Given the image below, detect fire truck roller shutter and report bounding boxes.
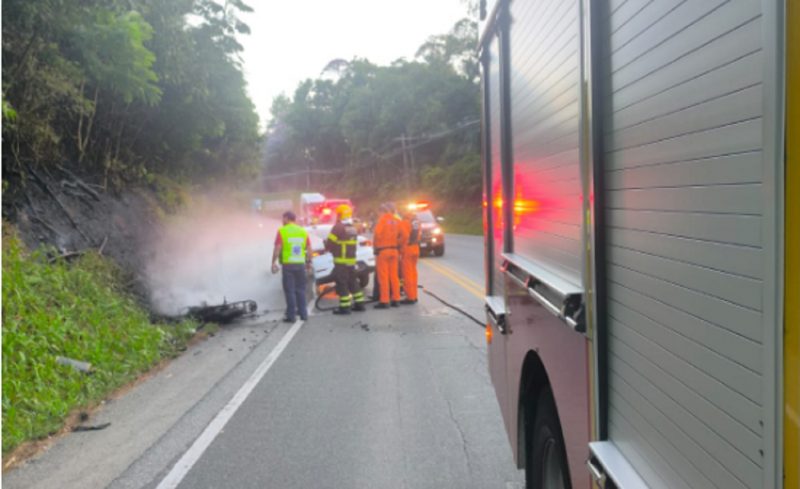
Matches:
[598,3,782,489]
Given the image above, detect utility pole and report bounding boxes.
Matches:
[400,133,410,192]
[408,137,416,187]
[304,148,311,190]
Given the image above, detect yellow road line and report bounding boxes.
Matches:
[421,260,484,300]
[421,259,483,295]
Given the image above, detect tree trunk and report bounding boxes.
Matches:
[77,85,98,164]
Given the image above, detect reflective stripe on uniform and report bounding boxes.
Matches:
[327,231,357,265]
[334,255,357,265]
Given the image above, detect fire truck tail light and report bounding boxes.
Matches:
[513,198,539,215]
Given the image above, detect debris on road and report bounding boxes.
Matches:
[56,356,93,373]
[72,422,111,432]
[185,299,257,324]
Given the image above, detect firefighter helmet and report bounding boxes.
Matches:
[335,204,353,220]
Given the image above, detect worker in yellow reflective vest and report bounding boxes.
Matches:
[325,204,366,314]
[271,211,311,322]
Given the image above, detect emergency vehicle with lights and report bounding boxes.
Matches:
[480,1,797,488]
[406,201,446,257]
[298,192,354,226]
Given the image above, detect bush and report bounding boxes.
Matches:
[420,154,481,204]
[151,174,191,215]
[2,228,196,454]
[439,205,482,235]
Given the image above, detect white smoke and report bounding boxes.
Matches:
[143,197,282,317]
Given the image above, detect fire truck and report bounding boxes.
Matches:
[298,192,353,225]
[479,1,798,488]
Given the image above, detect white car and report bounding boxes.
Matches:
[305,225,376,294]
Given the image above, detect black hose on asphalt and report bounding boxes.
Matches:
[314,284,338,311]
[419,285,486,328]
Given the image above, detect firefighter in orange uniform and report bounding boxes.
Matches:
[373,202,402,308]
[399,208,420,304]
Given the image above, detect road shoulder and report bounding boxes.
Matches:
[2,314,287,489]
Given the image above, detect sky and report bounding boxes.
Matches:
[239,0,472,129]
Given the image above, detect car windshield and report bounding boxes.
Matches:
[416,210,436,223]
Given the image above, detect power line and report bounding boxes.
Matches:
[261,167,345,180]
[262,118,480,180]
[384,119,479,158]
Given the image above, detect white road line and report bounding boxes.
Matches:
[156,319,305,489]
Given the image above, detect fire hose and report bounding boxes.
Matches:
[314,282,485,329]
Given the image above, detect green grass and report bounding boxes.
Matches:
[439,205,483,236]
[1,228,197,454]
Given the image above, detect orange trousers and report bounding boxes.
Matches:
[401,245,419,300]
[376,248,401,304]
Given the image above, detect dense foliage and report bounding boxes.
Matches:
[2,0,260,187]
[264,17,482,207]
[2,230,197,453]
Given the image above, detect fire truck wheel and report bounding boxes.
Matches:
[526,387,571,489]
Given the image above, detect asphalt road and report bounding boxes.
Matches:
[171,234,520,489]
[4,232,523,488]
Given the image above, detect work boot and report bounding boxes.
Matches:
[374,303,389,310]
[400,299,417,305]
[390,301,399,307]
[352,303,366,312]
[332,307,351,315]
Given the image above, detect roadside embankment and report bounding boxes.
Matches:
[439,204,482,235]
[1,228,197,458]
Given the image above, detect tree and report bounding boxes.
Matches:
[415,18,479,83]
[2,0,261,187]
[264,16,481,204]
